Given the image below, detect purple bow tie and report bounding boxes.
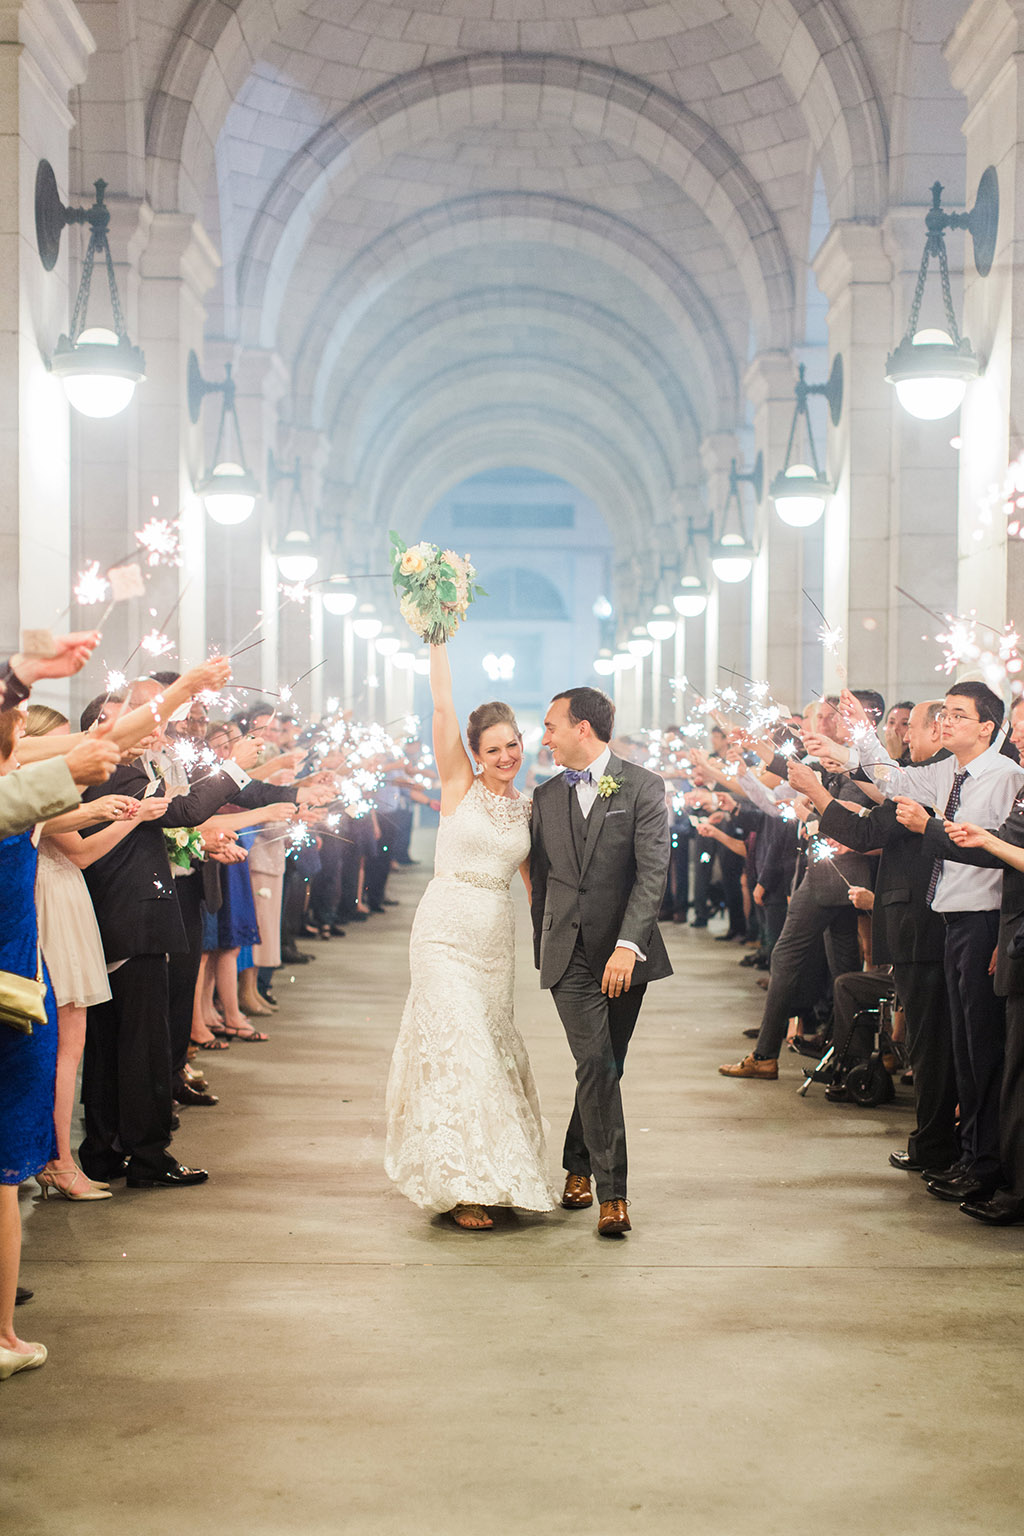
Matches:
[564,769,593,788]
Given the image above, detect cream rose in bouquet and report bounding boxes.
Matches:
[389,532,486,644]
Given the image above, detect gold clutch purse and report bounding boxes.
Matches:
[0,948,47,1036]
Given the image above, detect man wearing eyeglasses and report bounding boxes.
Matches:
[804,682,1024,1206]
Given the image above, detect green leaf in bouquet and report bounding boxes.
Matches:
[473,585,488,598]
[388,530,407,553]
[437,581,457,602]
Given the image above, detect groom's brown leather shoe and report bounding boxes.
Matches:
[598,1199,631,1236]
[562,1173,593,1209]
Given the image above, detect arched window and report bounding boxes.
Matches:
[485,567,569,621]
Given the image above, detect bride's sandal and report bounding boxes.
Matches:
[451,1204,494,1230]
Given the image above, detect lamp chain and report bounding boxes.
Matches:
[905,233,962,347]
[68,226,126,344]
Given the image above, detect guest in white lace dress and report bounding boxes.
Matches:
[385,645,558,1229]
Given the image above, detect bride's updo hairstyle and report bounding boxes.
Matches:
[467,700,521,756]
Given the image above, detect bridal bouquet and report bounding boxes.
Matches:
[389,532,486,645]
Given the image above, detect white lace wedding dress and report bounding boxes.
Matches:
[384,778,558,1214]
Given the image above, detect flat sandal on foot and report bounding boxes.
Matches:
[451,1204,494,1230]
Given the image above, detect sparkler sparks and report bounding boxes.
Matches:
[140,629,174,658]
[104,668,128,694]
[817,621,844,656]
[74,562,110,606]
[135,518,181,567]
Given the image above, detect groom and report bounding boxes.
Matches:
[531,688,672,1235]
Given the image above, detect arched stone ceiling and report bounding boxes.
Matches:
[127,0,906,552]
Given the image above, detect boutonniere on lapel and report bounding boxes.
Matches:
[597,774,623,800]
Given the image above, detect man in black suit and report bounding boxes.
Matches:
[532,688,671,1235]
[787,701,959,1172]
[78,681,266,1188]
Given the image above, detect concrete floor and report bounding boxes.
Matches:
[6,850,1024,1536]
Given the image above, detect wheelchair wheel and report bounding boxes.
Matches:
[846,1059,894,1107]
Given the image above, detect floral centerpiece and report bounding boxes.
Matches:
[164,826,205,870]
[389,532,486,645]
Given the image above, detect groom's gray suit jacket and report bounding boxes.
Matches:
[530,754,673,991]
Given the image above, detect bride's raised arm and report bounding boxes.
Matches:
[429,644,473,809]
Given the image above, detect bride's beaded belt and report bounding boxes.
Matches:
[450,870,509,894]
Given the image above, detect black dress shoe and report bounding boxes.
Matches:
[126,1160,209,1189]
[173,1082,220,1107]
[960,1196,1024,1225]
[15,1286,33,1306]
[80,1157,128,1182]
[926,1171,1000,1203]
[920,1160,967,1183]
[921,1155,964,1179]
[280,946,313,964]
[329,925,347,937]
[888,1150,924,1172]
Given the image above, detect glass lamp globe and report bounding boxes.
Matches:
[613,651,637,670]
[52,326,145,418]
[201,460,259,526]
[412,654,430,675]
[322,589,357,617]
[352,615,383,641]
[711,534,753,584]
[771,463,829,528]
[886,329,977,421]
[627,637,654,659]
[673,590,708,618]
[646,607,676,642]
[276,530,319,582]
[375,635,401,657]
[392,651,415,670]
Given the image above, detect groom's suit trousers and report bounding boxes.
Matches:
[552,934,645,1201]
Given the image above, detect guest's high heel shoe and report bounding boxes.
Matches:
[35,1167,112,1201]
[0,1341,47,1379]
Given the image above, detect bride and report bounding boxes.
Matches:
[384,643,558,1229]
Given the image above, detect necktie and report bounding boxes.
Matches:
[564,768,593,788]
[926,769,968,905]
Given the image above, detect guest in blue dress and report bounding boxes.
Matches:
[0,821,54,1378]
[198,834,267,1042]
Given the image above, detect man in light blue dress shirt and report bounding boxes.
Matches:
[806,682,1024,1203]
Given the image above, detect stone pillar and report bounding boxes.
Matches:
[881,207,961,701]
[0,0,93,684]
[813,223,895,694]
[700,430,745,698]
[137,213,219,665]
[217,348,286,694]
[947,0,1024,630]
[744,351,805,708]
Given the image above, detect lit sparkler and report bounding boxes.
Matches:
[140,629,175,658]
[135,518,181,567]
[74,562,110,606]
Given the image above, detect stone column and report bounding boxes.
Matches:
[813,223,895,694]
[947,0,1024,630]
[744,351,805,709]
[881,206,961,701]
[220,348,286,693]
[0,0,93,687]
[136,213,219,665]
[700,430,745,699]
